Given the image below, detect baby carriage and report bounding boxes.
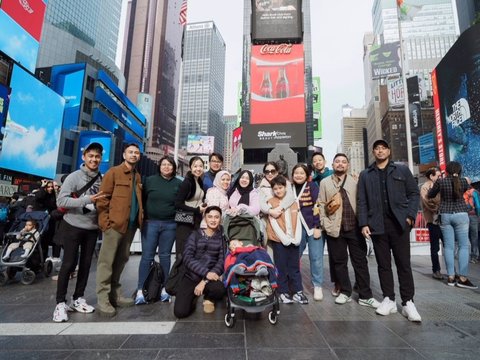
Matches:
[0,211,53,285]
[222,214,280,328]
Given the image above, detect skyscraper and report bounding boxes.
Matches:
[122,0,184,161]
[179,21,226,153]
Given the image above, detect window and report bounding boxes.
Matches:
[86,76,95,92]
[83,98,92,114]
[63,138,74,156]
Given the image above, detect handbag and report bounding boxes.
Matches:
[175,209,195,224]
[165,254,186,296]
[325,175,347,216]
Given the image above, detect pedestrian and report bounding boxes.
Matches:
[319,153,379,308]
[135,156,182,305]
[428,161,477,290]
[203,153,224,192]
[96,143,143,317]
[358,139,422,322]
[420,167,444,280]
[52,142,104,322]
[291,163,324,301]
[463,177,480,264]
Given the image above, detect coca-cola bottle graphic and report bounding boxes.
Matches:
[260,70,273,98]
[275,67,289,98]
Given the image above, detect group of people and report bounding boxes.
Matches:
[6,136,472,324]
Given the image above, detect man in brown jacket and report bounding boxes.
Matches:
[96,143,143,316]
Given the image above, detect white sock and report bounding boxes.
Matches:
[136,289,143,297]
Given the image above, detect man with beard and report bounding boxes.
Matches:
[319,153,379,309]
[358,140,421,322]
[96,143,143,317]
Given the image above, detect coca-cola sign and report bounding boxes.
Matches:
[260,44,293,55]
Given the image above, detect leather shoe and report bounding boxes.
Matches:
[111,296,134,308]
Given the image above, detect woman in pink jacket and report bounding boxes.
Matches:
[205,170,231,212]
[226,170,260,217]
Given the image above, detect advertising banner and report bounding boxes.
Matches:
[387,77,404,107]
[0,64,65,179]
[0,0,46,41]
[251,0,302,44]
[433,24,480,181]
[187,135,214,155]
[232,127,242,153]
[0,83,10,152]
[312,76,322,140]
[418,132,435,164]
[370,42,401,80]
[431,69,446,173]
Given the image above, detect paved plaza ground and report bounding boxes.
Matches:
[0,249,479,359]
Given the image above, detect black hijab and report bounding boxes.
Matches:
[228,170,254,206]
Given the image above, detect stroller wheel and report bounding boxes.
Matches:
[268,310,278,325]
[44,260,53,277]
[21,269,36,285]
[224,313,236,328]
[0,271,7,286]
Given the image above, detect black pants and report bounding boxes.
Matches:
[326,229,373,299]
[427,222,442,273]
[173,276,225,318]
[41,217,61,259]
[175,215,200,255]
[371,217,415,305]
[56,220,98,303]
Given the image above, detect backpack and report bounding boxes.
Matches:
[142,261,165,303]
[165,254,186,296]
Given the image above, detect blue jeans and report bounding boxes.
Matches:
[137,220,177,290]
[468,215,479,259]
[440,213,470,277]
[299,227,324,287]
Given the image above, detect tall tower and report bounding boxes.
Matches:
[179,21,226,154]
[122,0,184,161]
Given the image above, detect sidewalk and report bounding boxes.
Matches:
[0,254,479,360]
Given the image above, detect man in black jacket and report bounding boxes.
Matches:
[357,139,421,322]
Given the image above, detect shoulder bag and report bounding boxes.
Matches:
[325,175,347,216]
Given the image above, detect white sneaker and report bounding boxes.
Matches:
[358,297,380,309]
[401,300,422,322]
[313,286,324,301]
[53,302,70,322]
[71,297,95,313]
[375,297,397,316]
[335,293,351,305]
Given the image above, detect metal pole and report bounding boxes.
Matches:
[397,6,414,173]
[174,32,185,165]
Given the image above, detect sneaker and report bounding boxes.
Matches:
[135,290,146,305]
[203,299,215,313]
[71,297,95,313]
[255,265,269,277]
[293,291,309,304]
[52,302,70,322]
[432,271,444,280]
[358,297,380,309]
[375,297,397,316]
[160,288,171,302]
[401,300,422,322]
[97,301,116,317]
[470,257,477,264]
[331,283,340,297]
[279,293,294,304]
[447,276,456,287]
[335,293,351,305]
[313,286,324,301]
[456,277,478,290]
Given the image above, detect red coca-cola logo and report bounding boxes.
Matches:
[260,44,293,55]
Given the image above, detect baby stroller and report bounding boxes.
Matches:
[222,214,280,328]
[0,211,53,285]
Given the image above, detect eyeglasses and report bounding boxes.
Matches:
[210,160,222,164]
[264,169,277,175]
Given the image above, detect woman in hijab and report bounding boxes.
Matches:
[226,170,260,217]
[205,170,231,212]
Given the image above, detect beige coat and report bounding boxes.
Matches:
[420,180,440,224]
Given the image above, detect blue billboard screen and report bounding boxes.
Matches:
[76,132,112,174]
[0,65,65,179]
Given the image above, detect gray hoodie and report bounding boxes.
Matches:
[56,164,102,230]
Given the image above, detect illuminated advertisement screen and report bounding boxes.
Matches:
[0,64,65,179]
[251,0,302,44]
[0,10,39,73]
[0,83,10,150]
[244,44,306,149]
[51,63,86,131]
[1,0,46,41]
[232,127,242,153]
[76,131,112,174]
[433,25,480,181]
[187,135,214,155]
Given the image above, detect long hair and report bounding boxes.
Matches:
[446,161,463,200]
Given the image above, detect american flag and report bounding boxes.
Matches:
[179,0,187,26]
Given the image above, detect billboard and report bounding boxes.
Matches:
[418,132,435,164]
[0,64,65,179]
[0,83,10,151]
[432,24,480,181]
[370,42,401,80]
[0,0,47,42]
[76,131,112,175]
[245,44,306,148]
[387,77,404,107]
[312,76,322,140]
[251,0,302,44]
[187,135,214,155]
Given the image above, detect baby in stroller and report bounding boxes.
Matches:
[2,219,40,261]
[224,239,277,301]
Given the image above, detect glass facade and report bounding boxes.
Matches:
[180,22,226,153]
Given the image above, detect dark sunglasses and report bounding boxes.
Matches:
[264,169,277,175]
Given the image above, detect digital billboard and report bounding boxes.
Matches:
[187,135,214,155]
[312,76,321,140]
[76,131,112,175]
[370,42,401,80]
[244,43,306,149]
[0,64,65,179]
[251,0,302,44]
[0,0,47,42]
[432,24,480,181]
[0,83,10,151]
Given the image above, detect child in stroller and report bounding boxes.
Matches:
[2,219,39,260]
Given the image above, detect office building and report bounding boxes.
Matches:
[223,115,238,171]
